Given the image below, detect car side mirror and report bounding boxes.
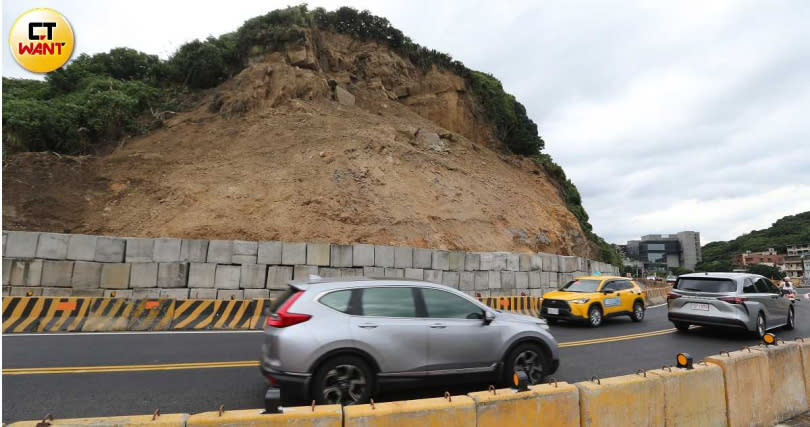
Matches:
[483,310,495,325]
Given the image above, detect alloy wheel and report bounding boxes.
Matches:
[590,308,602,326]
[513,350,544,385]
[321,364,367,405]
[634,304,644,320]
[757,314,765,337]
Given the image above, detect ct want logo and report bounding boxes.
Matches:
[9,8,74,73]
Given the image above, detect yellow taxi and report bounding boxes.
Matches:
[541,275,647,327]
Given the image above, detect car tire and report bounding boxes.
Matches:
[673,322,690,332]
[311,355,374,405]
[503,343,549,386]
[630,301,645,322]
[587,305,603,328]
[785,306,795,330]
[753,312,766,338]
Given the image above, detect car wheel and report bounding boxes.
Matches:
[785,306,795,330]
[503,343,548,386]
[312,355,374,405]
[673,321,690,332]
[754,312,766,338]
[587,305,602,328]
[630,301,645,322]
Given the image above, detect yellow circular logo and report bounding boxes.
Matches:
[8,8,74,73]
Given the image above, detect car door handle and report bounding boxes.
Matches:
[771,295,779,299]
[358,323,378,329]
[429,323,447,329]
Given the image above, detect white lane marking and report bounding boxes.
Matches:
[3,330,264,338]
[647,303,667,309]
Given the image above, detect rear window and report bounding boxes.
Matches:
[319,290,353,313]
[675,278,736,293]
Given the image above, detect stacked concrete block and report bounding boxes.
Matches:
[232,240,258,264]
[459,272,475,290]
[258,241,282,265]
[404,268,423,280]
[126,238,154,263]
[374,245,395,268]
[180,239,209,263]
[188,263,216,288]
[12,287,42,296]
[492,253,508,271]
[189,289,217,299]
[71,261,102,289]
[515,272,529,289]
[413,248,432,269]
[352,244,375,266]
[214,265,240,289]
[266,266,293,289]
[160,288,189,300]
[539,253,559,272]
[72,289,104,297]
[157,263,188,288]
[2,259,10,285]
[442,271,460,288]
[244,289,270,299]
[130,263,158,288]
[105,289,133,298]
[340,268,363,277]
[317,267,341,278]
[528,289,544,297]
[239,264,267,288]
[559,256,578,273]
[35,233,69,260]
[518,254,532,272]
[207,240,233,264]
[132,289,160,299]
[432,250,450,270]
[479,253,494,271]
[67,234,97,261]
[306,243,330,266]
[41,260,74,287]
[9,259,42,287]
[95,237,125,262]
[282,242,306,265]
[384,268,404,278]
[217,289,243,300]
[153,238,182,263]
[464,253,480,271]
[2,231,6,255]
[529,271,542,289]
[6,231,40,258]
[474,271,489,290]
[330,245,353,267]
[394,247,413,269]
[501,271,516,289]
[423,269,442,284]
[506,254,520,271]
[488,271,501,289]
[363,266,385,277]
[293,265,317,280]
[448,251,465,271]
[100,263,131,289]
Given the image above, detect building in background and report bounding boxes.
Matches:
[784,255,804,280]
[624,231,702,273]
[733,248,784,267]
[803,256,810,285]
[786,243,810,257]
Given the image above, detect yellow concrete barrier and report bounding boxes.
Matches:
[756,341,809,422]
[800,338,810,403]
[186,405,342,426]
[575,372,664,427]
[343,395,475,427]
[7,413,188,427]
[468,382,579,427]
[706,348,773,427]
[647,363,726,427]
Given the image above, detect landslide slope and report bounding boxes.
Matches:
[3,18,596,257]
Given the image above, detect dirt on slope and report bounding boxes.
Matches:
[2,30,596,256]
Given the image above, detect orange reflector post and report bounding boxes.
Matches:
[763,333,776,346]
[55,301,77,311]
[145,300,160,309]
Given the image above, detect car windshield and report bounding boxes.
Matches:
[560,279,601,293]
[675,278,736,293]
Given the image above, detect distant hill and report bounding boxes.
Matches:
[698,211,810,270]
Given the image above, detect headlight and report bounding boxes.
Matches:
[570,298,590,304]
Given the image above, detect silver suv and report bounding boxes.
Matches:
[667,272,795,337]
[261,277,559,404]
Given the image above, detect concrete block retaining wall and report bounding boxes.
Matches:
[1,231,619,299]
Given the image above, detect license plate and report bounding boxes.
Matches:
[547,308,559,315]
[691,303,710,311]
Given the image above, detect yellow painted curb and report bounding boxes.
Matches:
[468,382,579,427]
[186,405,342,426]
[7,413,188,427]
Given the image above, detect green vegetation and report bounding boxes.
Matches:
[695,211,810,271]
[2,5,614,263]
[745,264,785,280]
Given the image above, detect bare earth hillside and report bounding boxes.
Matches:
[3,30,596,257]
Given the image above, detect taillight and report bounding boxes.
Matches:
[719,296,747,304]
[266,291,311,328]
[666,293,681,300]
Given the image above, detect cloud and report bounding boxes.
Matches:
[3,0,808,247]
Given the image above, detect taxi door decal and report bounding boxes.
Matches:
[604,297,621,307]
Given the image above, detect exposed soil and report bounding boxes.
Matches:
[2,30,596,257]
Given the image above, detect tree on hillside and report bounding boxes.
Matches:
[746,264,784,279]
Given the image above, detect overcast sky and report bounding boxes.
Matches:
[4,0,810,245]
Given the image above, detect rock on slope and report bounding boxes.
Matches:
[3,30,596,257]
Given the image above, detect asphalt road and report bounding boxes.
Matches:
[3,290,809,423]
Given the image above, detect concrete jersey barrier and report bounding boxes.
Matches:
[647,363,727,427]
[705,348,774,427]
[575,372,665,427]
[756,341,809,422]
[468,382,580,427]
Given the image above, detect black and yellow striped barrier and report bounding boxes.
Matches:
[477,296,542,317]
[2,297,93,333]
